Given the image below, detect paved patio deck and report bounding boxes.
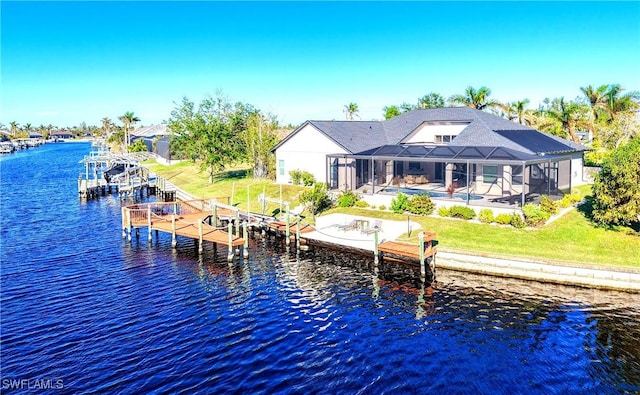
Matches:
[302,213,422,252]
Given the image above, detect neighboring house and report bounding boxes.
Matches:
[50,131,75,140]
[130,124,170,151]
[273,107,588,206]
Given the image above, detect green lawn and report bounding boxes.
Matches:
[146,161,640,268]
[145,161,307,216]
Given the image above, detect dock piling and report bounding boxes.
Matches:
[243,220,249,258]
[198,220,203,254]
[419,232,425,278]
[227,222,234,262]
[121,207,127,239]
[147,206,152,243]
[374,229,379,264]
[171,214,177,248]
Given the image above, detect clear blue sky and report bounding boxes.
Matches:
[2,1,639,128]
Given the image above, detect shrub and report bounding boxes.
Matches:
[336,190,360,207]
[378,205,386,211]
[437,206,450,217]
[408,193,435,216]
[522,203,550,227]
[299,182,332,217]
[289,169,315,186]
[390,193,410,213]
[478,208,494,223]
[300,171,315,186]
[354,200,369,208]
[560,193,582,208]
[289,169,302,185]
[539,195,559,215]
[495,213,512,225]
[510,212,526,228]
[448,205,476,220]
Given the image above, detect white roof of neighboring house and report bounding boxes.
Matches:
[131,124,170,138]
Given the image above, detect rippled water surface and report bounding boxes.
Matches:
[1,143,639,394]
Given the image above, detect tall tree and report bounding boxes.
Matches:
[417,92,446,109]
[9,121,19,135]
[242,112,279,178]
[101,117,114,137]
[604,84,640,122]
[119,111,140,151]
[545,98,588,143]
[344,102,359,120]
[592,137,640,230]
[499,99,532,125]
[580,84,609,127]
[168,96,241,183]
[383,105,401,119]
[449,86,498,110]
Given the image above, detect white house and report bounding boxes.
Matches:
[273,108,588,207]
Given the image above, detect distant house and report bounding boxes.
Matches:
[130,124,170,151]
[50,131,74,140]
[272,107,588,207]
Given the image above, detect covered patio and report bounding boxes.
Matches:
[326,145,577,208]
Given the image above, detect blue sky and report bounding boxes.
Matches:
[2,1,639,128]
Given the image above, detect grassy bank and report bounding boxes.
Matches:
[145,161,307,215]
[147,161,640,268]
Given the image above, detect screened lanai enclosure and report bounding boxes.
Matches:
[326,145,577,207]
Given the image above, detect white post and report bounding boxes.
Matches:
[147,206,152,243]
[243,220,249,258]
[419,231,425,278]
[198,220,203,254]
[227,222,234,262]
[171,214,177,248]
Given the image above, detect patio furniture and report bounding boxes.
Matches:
[337,220,358,231]
[361,220,382,234]
[415,175,428,184]
[404,175,416,184]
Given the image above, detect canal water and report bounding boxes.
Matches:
[1,143,639,393]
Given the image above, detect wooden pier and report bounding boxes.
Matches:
[78,149,160,200]
[122,197,437,270]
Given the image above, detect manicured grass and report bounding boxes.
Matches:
[329,203,640,268]
[145,161,640,268]
[145,161,307,216]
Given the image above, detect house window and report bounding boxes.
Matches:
[483,165,498,184]
[512,165,523,184]
[279,160,285,176]
[408,162,421,171]
[435,135,455,144]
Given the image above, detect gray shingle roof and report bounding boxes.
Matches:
[131,124,170,138]
[275,107,586,155]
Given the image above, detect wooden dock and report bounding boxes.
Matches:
[122,198,438,269]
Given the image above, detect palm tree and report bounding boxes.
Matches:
[449,86,498,111]
[9,121,19,136]
[498,99,532,125]
[545,98,588,143]
[604,84,640,122]
[101,117,114,136]
[24,123,32,133]
[580,84,609,124]
[343,103,359,120]
[119,111,141,151]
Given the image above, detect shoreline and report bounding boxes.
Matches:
[146,167,639,293]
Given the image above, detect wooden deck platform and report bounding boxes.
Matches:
[124,202,245,247]
[378,231,437,262]
[266,220,316,234]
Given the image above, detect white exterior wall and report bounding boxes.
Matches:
[401,123,469,144]
[571,153,585,186]
[275,124,347,184]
